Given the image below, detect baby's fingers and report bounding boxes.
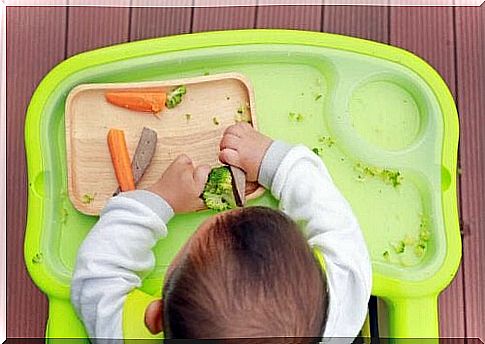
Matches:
[193,164,211,191]
[219,149,242,169]
[173,154,192,166]
[220,133,240,151]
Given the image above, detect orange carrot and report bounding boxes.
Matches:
[107,129,135,192]
[105,90,167,113]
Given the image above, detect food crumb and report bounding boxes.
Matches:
[312,147,322,156]
[289,112,304,122]
[81,193,96,204]
[391,240,406,254]
[61,208,68,224]
[318,136,336,148]
[185,113,192,121]
[213,117,220,126]
[315,94,323,101]
[354,162,403,187]
[383,251,390,261]
[32,253,44,264]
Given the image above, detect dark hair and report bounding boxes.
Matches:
[162,206,328,340]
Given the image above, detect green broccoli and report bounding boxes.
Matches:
[202,166,237,212]
[166,85,187,109]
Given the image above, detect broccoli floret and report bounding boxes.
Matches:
[202,166,237,212]
[166,85,187,109]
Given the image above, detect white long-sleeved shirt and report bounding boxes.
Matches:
[71,141,372,342]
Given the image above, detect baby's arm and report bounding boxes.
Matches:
[71,155,210,340]
[220,123,372,339]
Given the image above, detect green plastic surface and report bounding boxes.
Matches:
[24,29,460,340]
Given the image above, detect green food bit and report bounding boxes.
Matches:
[315,94,323,101]
[419,214,431,242]
[212,117,220,125]
[382,169,402,187]
[185,113,192,121]
[414,243,426,257]
[61,208,68,224]
[203,72,210,76]
[32,253,44,264]
[237,106,244,114]
[318,136,336,148]
[383,251,391,261]
[202,166,237,212]
[420,229,431,242]
[166,85,187,109]
[81,193,96,204]
[234,113,251,123]
[391,241,406,254]
[354,162,403,187]
[403,234,416,246]
[289,112,304,122]
[312,147,322,156]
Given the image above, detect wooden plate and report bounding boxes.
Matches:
[65,73,264,215]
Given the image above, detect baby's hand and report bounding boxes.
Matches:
[219,122,273,182]
[146,154,210,213]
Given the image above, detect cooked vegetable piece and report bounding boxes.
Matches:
[107,129,136,192]
[166,85,187,109]
[289,112,304,122]
[105,90,167,113]
[81,193,96,204]
[202,166,237,212]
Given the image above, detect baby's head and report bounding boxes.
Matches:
[147,206,328,339]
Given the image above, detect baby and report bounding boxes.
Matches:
[71,123,371,341]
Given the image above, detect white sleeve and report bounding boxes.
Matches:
[259,141,372,340]
[70,190,174,341]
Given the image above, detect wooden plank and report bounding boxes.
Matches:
[66,5,131,57]
[455,5,485,341]
[130,0,192,40]
[6,6,67,337]
[255,5,323,31]
[390,6,464,337]
[390,7,456,96]
[192,4,256,32]
[323,6,389,43]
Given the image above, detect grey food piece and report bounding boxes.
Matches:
[113,127,157,196]
[229,165,246,207]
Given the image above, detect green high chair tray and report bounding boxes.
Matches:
[24,29,460,340]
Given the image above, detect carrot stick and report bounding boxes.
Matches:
[107,129,136,192]
[105,91,167,113]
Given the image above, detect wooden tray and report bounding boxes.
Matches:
[65,73,264,215]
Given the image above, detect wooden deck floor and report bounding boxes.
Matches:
[6,4,485,340]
